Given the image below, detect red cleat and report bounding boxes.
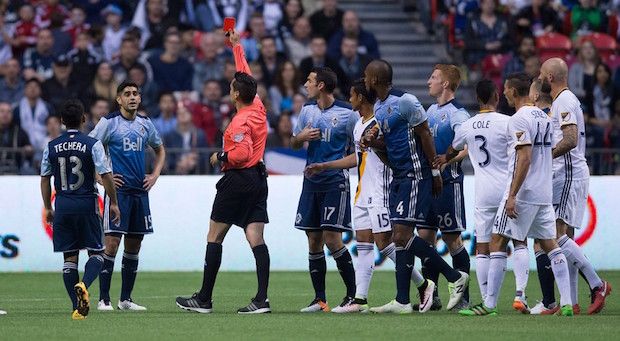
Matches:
[572,304,580,315]
[588,280,612,315]
[540,304,560,315]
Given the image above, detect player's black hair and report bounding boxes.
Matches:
[476,79,497,104]
[233,72,258,104]
[311,66,337,93]
[61,99,85,129]
[117,81,140,96]
[352,78,377,104]
[505,72,532,97]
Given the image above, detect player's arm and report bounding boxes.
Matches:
[145,144,166,191]
[39,145,53,223]
[229,30,251,75]
[552,124,577,158]
[506,144,531,218]
[212,122,254,167]
[415,121,443,197]
[291,108,320,149]
[92,141,120,224]
[305,153,356,177]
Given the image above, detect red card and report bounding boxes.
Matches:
[223,17,236,32]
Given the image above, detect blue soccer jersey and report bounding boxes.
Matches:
[427,99,470,182]
[41,130,111,214]
[374,89,430,180]
[89,111,163,194]
[293,100,357,191]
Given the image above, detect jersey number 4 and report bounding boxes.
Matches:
[58,156,84,191]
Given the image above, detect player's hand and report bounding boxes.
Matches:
[433,154,447,169]
[210,152,220,166]
[304,163,325,177]
[109,203,121,226]
[360,126,379,149]
[228,29,241,46]
[143,174,159,191]
[432,174,443,198]
[44,208,54,225]
[297,125,321,142]
[113,174,124,189]
[506,196,518,219]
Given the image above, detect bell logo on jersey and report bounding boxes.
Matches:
[123,137,143,152]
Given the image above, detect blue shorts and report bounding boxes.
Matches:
[295,190,352,232]
[389,177,432,227]
[418,181,466,233]
[104,192,153,235]
[52,213,104,253]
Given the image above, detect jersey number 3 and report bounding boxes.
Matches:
[474,135,490,167]
[58,156,84,191]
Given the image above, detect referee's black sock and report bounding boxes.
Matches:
[198,242,222,302]
[252,244,270,302]
[451,244,471,302]
[333,246,356,298]
[308,251,326,301]
[535,250,556,307]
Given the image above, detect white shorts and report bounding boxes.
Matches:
[553,178,588,229]
[353,205,392,233]
[493,200,556,241]
[475,207,498,243]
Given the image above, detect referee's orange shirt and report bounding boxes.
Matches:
[221,44,268,171]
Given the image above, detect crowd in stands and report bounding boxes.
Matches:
[0,0,380,175]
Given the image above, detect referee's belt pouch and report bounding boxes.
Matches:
[257,162,268,178]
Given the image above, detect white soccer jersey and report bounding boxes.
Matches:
[505,105,554,205]
[452,111,510,208]
[550,89,589,180]
[353,115,391,207]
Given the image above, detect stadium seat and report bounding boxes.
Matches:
[536,32,572,62]
[578,33,618,63]
[481,53,511,89]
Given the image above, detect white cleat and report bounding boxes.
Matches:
[97,300,114,311]
[418,279,436,313]
[118,299,147,311]
[530,301,557,315]
[331,297,368,313]
[369,300,413,314]
[300,298,330,313]
[447,271,470,310]
[0,310,6,315]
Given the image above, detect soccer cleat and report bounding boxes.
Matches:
[512,295,530,314]
[333,297,369,313]
[97,299,114,311]
[451,298,470,311]
[331,296,358,313]
[176,293,213,313]
[447,271,469,310]
[369,300,413,314]
[238,298,271,314]
[71,309,86,320]
[0,310,6,315]
[118,299,147,311]
[573,304,581,315]
[417,279,436,313]
[74,282,90,317]
[458,303,497,316]
[530,301,558,315]
[556,304,574,316]
[588,280,612,315]
[300,298,330,313]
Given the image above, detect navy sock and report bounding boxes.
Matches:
[308,251,326,301]
[333,247,356,298]
[120,252,139,301]
[535,251,556,306]
[395,243,415,304]
[252,244,270,302]
[82,254,104,288]
[198,242,222,302]
[99,253,115,302]
[422,253,440,299]
[63,262,79,310]
[411,236,461,283]
[451,245,471,302]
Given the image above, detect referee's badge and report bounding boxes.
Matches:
[233,133,244,142]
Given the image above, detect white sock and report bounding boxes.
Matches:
[476,254,490,301]
[558,235,603,289]
[381,242,425,288]
[355,242,375,299]
[548,247,572,307]
[568,262,579,305]
[484,251,507,309]
[513,245,529,296]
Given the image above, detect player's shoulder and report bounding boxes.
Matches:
[389,88,406,98]
[332,99,353,111]
[104,111,122,120]
[489,111,511,122]
[303,99,317,108]
[137,113,151,120]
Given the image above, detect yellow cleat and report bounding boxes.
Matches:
[72,309,86,320]
[74,282,90,317]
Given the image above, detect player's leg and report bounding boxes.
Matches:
[117,234,144,310]
[531,239,558,314]
[302,230,329,312]
[443,232,470,309]
[475,243,490,301]
[511,239,530,313]
[332,227,373,313]
[239,222,271,314]
[324,230,356,305]
[98,233,121,310]
[473,207,495,302]
[63,251,80,313]
[417,228,441,308]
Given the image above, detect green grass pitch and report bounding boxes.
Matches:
[0,271,617,340]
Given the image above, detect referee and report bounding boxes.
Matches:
[176,30,271,314]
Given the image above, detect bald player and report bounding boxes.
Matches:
[538,58,611,315]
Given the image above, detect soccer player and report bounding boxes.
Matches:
[291,66,358,312]
[459,72,573,316]
[538,58,611,315]
[89,82,166,311]
[175,30,271,314]
[40,99,121,319]
[363,60,469,314]
[434,79,509,306]
[305,79,435,313]
[420,64,471,310]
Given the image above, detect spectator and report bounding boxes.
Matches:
[0,58,25,106]
[22,29,55,82]
[193,32,227,93]
[0,15,11,69]
[290,92,306,127]
[524,55,542,79]
[277,0,304,41]
[284,16,312,66]
[148,32,194,92]
[571,0,607,38]
[83,97,110,133]
[128,63,159,114]
[178,24,197,61]
[298,35,347,94]
[163,104,208,174]
[13,78,52,153]
[0,101,33,174]
[208,0,250,33]
[153,92,178,136]
[42,114,62,146]
[101,4,127,61]
[309,0,344,40]
[269,60,304,116]
[191,79,234,146]
[73,0,108,26]
[585,63,618,146]
[502,35,537,79]
[464,0,510,65]
[242,12,269,62]
[41,55,80,113]
[514,0,561,38]
[49,13,72,57]
[569,39,599,102]
[132,0,179,50]
[451,0,479,40]
[65,6,91,44]
[35,0,69,28]
[84,62,119,109]
[338,36,370,91]
[257,36,288,88]
[266,111,293,148]
[66,31,101,89]
[111,37,152,84]
[11,4,39,57]
[327,10,380,60]
[219,60,237,94]
[256,0,284,35]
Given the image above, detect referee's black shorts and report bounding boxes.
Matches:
[211,163,269,228]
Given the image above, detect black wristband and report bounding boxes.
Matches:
[217,151,228,162]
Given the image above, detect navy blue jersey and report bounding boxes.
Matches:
[89,111,163,194]
[41,130,111,214]
[293,100,357,191]
[374,89,430,180]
